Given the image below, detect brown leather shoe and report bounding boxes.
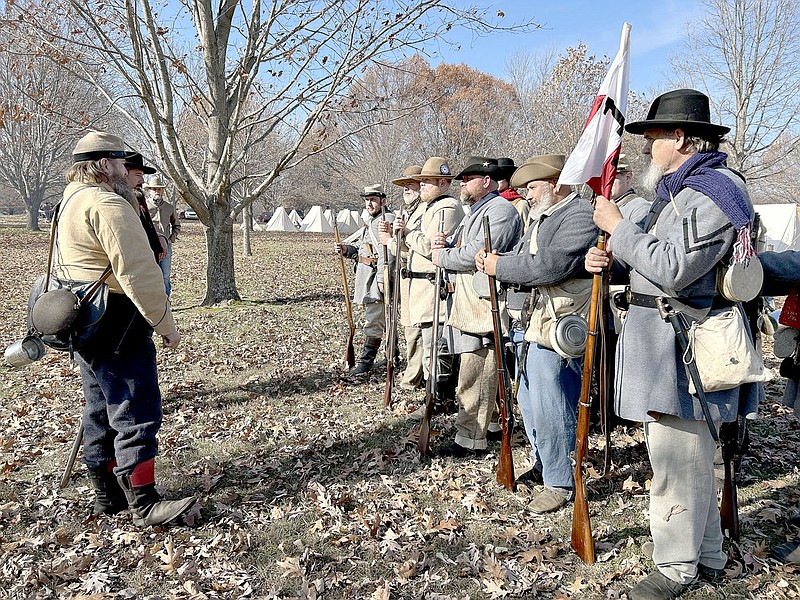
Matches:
[628,571,694,600]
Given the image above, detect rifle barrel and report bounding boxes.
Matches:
[333,221,356,369]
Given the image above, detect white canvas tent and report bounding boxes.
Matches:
[361,208,370,225]
[288,209,302,229]
[264,206,296,232]
[336,208,360,235]
[754,204,800,252]
[300,205,334,233]
[324,208,335,226]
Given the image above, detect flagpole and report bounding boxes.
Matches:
[568,22,631,565]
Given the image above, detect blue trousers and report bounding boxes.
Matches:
[518,343,582,489]
[159,242,172,296]
[76,294,163,476]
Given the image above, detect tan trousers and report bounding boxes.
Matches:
[400,325,424,389]
[454,346,498,450]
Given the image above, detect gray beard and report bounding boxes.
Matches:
[403,191,421,206]
[641,162,667,196]
[529,190,556,221]
[112,180,137,209]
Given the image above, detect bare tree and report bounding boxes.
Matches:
[16,0,536,304]
[0,20,100,230]
[671,0,800,185]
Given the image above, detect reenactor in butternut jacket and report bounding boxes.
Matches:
[383,158,463,404]
[432,157,522,456]
[55,131,195,527]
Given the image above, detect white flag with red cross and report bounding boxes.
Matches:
[557,23,631,199]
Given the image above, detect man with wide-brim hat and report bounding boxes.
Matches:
[586,88,760,599]
[56,131,195,526]
[496,157,530,228]
[144,174,180,296]
[382,157,463,402]
[122,154,165,264]
[479,153,598,513]
[337,183,394,375]
[430,156,522,457]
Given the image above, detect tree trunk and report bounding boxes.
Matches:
[243,203,252,257]
[26,206,41,231]
[203,203,240,305]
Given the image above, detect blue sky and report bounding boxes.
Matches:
[433,0,705,95]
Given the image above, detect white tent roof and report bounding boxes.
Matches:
[361,208,370,225]
[288,209,302,228]
[300,205,334,233]
[336,208,360,235]
[264,206,296,232]
[323,209,334,226]
[754,204,800,252]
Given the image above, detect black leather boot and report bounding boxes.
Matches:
[87,466,128,515]
[118,459,196,527]
[352,337,381,375]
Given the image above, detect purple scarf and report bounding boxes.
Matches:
[658,151,753,262]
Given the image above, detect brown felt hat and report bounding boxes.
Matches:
[391,165,423,187]
[144,174,167,188]
[410,157,455,180]
[72,131,135,163]
[509,154,565,188]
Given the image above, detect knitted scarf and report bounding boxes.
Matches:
[500,188,524,202]
[658,151,753,264]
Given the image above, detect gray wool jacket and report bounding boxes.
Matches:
[344,211,394,304]
[610,168,762,423]
[495,192,597,288]
[438,192,522,353]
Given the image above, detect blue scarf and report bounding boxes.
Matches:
[658,151,753,262]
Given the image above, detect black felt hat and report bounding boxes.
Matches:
[454,156,503,181]
[496,157,517,182]
[124,153,157,175]
[625,89,730,136]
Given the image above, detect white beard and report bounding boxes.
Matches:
[529,188,556,221]
[641,162,667,196]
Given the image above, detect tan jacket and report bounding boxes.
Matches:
[147,198,180,243]
[53,181,177,336]
[512,198,531,232]
[392,196,461,327]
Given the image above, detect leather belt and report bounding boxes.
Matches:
[401,268,435,281]
[626,291,732,310]
[357,256,378,266]
[445,281,455,294]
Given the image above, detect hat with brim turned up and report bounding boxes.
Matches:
[391,165,423,187]
[625,88,730,136]
[453,156,503,181]
[509,154,566,188]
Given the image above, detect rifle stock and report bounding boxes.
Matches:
[571,232,606,564]
[719,420,739,541]
[333,221,356,369]
[483,215,516,491]
[418,211,446,457]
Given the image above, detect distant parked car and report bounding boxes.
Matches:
[183,208,198,220]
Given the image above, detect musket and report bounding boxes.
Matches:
[719,418,741,541]
[484,214,516,491]
[384,211,403,408]
[571,232,606,565]
[333,220,356,369]
[598,264,614,475]
[60,419,83,489]
[418,210,446,457]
